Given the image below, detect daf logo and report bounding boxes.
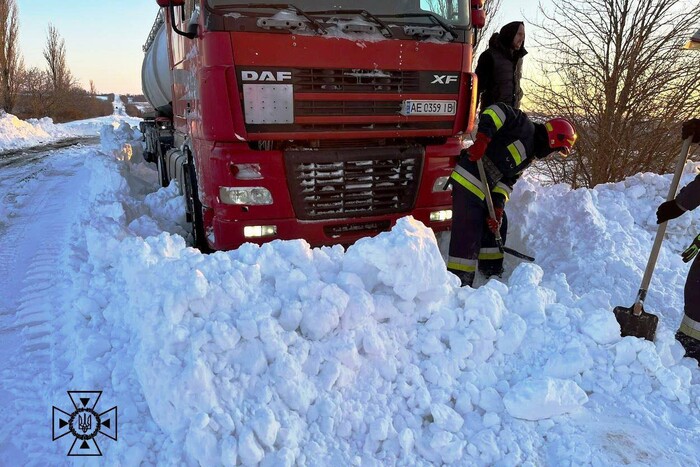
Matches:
[241,70,292,82]
[431,75,458,85]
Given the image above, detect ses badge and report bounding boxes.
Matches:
[52,391,117,456]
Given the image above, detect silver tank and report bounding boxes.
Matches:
[141,16,173,116]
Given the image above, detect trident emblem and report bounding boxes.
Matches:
[78,413,92,433]
[52,391,117,456]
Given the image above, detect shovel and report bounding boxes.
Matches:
[476,159,535,262]
[613,137,693,341]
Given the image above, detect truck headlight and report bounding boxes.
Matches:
[432,176,452,192]
[244,225,277,238]
[430,210,452,222]
[219,187,273,205]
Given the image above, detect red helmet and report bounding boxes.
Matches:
[545,118,577,156]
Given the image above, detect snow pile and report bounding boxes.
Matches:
[0,112,72,150]
[48,123,700,465]
[509,167,700,327]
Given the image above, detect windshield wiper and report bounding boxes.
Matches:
[306,10,393,38]
[376,13,456,40]
[223,3,327,34]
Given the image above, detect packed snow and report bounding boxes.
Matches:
[1,100,700,465]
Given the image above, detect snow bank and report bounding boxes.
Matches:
[0,112,71,150]
[0,95,141,152]
[50,123,700,465]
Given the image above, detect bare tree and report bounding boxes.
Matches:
[0,0,22,113]
[43,23,74,93]
[89,79,98,97]
[18,67,51,117]
[527,0,700,188]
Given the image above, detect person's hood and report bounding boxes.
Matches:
[498,21,524,48]
[489,21,527,59]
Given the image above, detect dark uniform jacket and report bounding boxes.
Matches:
[677,174,700,211]
[450,103,551,209]
[475,28,527,110]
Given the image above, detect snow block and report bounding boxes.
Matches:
[503,377,588,420]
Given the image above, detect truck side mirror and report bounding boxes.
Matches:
[157,0,197,39]
[471,0,486,29]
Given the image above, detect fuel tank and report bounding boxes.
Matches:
[141,19,173,116]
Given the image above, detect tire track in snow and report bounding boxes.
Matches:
[0,146,94,463]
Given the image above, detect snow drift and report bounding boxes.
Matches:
[2,111,700,465]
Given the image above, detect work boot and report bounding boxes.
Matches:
[675,331,700,363]
[479,267,504,279]
[455,271,475,288]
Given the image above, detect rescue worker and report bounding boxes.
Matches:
[447,103,577,287]
[475,21,527,111]
[656,118,700,362]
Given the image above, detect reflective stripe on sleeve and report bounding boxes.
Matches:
[679,315,700,340]
[493,182,512,202]
[447,256,477,272]
[482,105,506,130]
[506,140,526,166]
[450,165,485,200]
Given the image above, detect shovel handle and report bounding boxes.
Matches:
[633,137,692,314]
[476,159,502,245]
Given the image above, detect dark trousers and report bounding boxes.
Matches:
[678,253,700,340]
[448,186,507,285]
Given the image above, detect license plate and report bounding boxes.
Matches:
[401,100,457,116]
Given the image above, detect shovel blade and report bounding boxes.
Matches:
[613,305,658,341]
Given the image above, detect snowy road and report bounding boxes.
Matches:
[0,142,98,462]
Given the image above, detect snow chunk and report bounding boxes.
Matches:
[342,217,453,301]
[581,309,621,344]
[503,377,588,420]
[430,403,464,432]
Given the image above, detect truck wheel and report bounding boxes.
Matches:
[184,162,211,253]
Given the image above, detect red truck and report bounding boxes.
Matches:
[141,0,485,251]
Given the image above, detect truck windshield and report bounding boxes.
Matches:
[206,1,469,28]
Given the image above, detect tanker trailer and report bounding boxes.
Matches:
[140,11,178,189]
[143,0,486,252]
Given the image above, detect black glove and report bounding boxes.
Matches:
[682,234,700,263]
[656,200,685,224]
[682,118,700,143]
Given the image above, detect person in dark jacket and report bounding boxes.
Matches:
[475,21,527,110]
[656,118,700,362]
[447,103,577,287]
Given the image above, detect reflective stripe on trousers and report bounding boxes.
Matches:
[448,184,507,278]
[679,253,700,339]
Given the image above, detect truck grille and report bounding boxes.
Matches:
[295,68,420,93]
[285,147,423,220]
[296,100,402,116]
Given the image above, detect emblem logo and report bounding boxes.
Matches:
[52,391,117,456]
[241,70,292,82]
[431,74,458,84]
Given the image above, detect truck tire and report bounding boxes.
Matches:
[184,160,211,253]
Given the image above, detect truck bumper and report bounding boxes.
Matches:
[209,206,452,250]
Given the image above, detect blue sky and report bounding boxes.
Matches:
[16,0,542,95]
[18,0,160,94]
